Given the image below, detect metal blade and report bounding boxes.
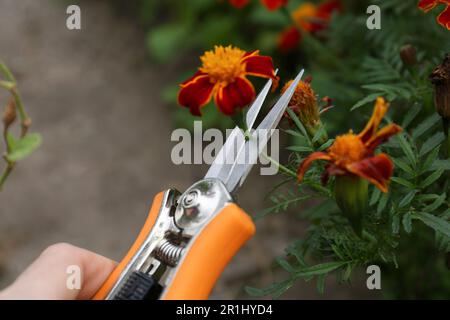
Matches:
[224,69,304,192]
[246,69,277,131]
[204,77,274,182]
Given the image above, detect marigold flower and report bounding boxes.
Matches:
[291,0,341,32]
[261,0,288,11]
[277,27,302,53]
[297,97,402,193]
[228,0,250,8]
[178,45,278,116]
[418,0,450,30]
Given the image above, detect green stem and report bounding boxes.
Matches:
[0,161,14,190]
[261,152,297,178]
[0,61,16,82]
[0,62,30,137]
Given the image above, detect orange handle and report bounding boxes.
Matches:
[92,194,255,300]
[92,191,165,300]
[162,203,255,300]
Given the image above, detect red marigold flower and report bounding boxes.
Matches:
[297,97,402,192]
[291,0,341,32]
[261,0,288,11]
[277,27,302,52]
[418,0,450,30]
[229,0,250,8]
[178,45,278,116]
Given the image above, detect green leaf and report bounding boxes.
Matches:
[6,133,17,150]
[317,139,334,151]
[429,160,450,171]
[401,103,421,129]
[421,147,440,172]
[399,190,416,208]
[413,212,450,238]
[6,133,42,162]
[377,193,389,214]
[422,193,446,212]
[392,214,400,234]
[420,169,444,188]
[351,93,382,110]
[392,157,415,176]
[312,125,327,144]
[411,114,441,140]
[402,212,412,233]
[294,261,347,277]
[287,145,314,152]
[286,108,311,145]
[419,132,445,156]
[276,257,295,273]
[391,177,415,189]
[370,187,381,206]
[245,279,293,298]
[395,134,416,166]
[316,275,326,295]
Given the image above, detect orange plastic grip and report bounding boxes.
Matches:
[162,203,255,300]
[92,191,165,300]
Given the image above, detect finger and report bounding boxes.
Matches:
[0,243,116,300]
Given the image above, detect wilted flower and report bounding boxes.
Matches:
[297,97,402,192]
[418,0,450,30]
[282,77,327,144]
[178,45,278,116]
[430,53,450,156]
[430,53,450,120]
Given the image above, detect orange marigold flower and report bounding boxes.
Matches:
[297,97,403,192]
[418,0,450,30]
[228,0,250,8]
[292,0,341,32]
[178,45,278,116]
[277,27,302,53]
[261,0,288,11]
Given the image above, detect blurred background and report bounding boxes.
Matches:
[0,0,448,299]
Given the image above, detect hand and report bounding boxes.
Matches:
[0,243,116,300]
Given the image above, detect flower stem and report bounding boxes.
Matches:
[0,61,31,137]
[261,151,297,178]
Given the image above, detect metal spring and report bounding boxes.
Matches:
[153,239,185,267]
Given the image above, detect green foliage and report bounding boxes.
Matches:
[5,133,42,162]
[117,0,450,298]
[248,104,450,299]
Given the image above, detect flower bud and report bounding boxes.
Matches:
[2,98,16,130]
[283,77,328,145]
[334,175,368,236]
[430,54,450,120]
[400,44,417,67]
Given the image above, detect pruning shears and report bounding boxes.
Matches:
[92,69,305,300]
